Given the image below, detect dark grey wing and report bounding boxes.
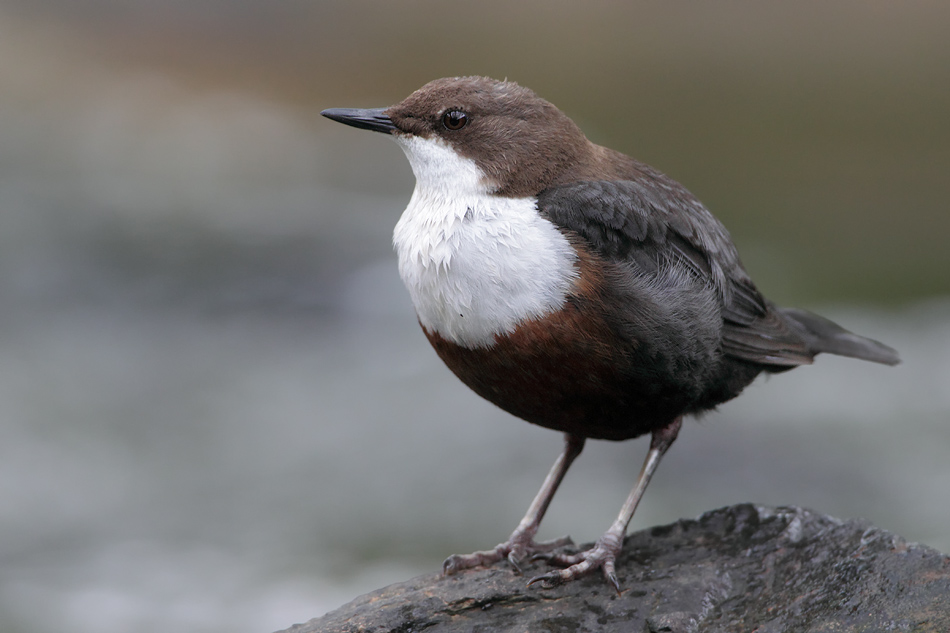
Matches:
[537,178,814,367]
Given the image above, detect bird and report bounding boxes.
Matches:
[321,76,900,591]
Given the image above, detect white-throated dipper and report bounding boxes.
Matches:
[321,76,900,590]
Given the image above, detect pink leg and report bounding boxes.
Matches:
[443,434,585,575]
[529,417,682,592]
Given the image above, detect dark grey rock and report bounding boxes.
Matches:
[281,504,950,633]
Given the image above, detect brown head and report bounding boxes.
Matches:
[323,76,614,197]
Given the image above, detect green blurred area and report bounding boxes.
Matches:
[6,0,949,305]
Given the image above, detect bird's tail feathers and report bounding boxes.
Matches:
[779,307,900,366]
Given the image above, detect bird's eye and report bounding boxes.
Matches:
[442,110,468,131]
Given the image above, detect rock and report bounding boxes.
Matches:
[281,504,950,633]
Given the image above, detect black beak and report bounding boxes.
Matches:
[321,107,397,134]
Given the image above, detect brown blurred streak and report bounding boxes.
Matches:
[15,1,950,106]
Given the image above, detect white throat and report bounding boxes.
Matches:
[391,135,578,348]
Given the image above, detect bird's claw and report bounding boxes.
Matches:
[442,544,506,575]
[506,550,524,574]
[526,570,566,589]
[442,534,574,576]
[527,535,624,593]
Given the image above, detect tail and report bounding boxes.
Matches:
[779,307,900,366]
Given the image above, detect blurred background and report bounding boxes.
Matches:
[1,1,948,632]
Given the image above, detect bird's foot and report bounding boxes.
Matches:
[528,531,624,593]
[442,531,573,576]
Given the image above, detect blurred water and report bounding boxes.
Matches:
[2,274,948,633]
[1,16,948,633]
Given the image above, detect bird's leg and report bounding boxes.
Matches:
[529,416,682,592]
[443,433,585,576]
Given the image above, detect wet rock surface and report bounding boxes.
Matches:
[282,504,950,633]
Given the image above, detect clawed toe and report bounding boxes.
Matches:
[526,569,566,589]
[529,536,624,593]
[442,534,575,577]
[442,545,506,576]
[531,549,583,566]
[444,532,624,593]
[442,553,478,576]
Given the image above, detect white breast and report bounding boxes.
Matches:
[391,135,578,349]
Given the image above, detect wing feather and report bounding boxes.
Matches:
[537,178,813,367]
